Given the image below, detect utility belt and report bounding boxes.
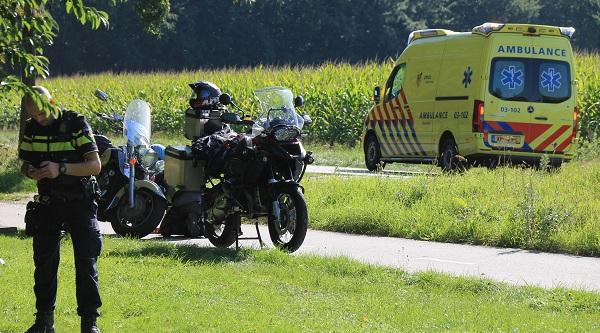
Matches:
[39,176,101,202]
[25,177,100,236]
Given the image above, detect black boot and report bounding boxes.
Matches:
[25,312,55,333]
[81,316,101,333]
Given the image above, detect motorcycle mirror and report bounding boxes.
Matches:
[302,114,312,126]
[219,93,232,106]
[221,112,242,124]
[294,95,304,108]
[95,89,109,101]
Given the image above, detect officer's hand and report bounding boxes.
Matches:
[27,165,45,181]
[35,161,60,179]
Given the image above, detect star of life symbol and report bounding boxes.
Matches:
[462,67,472,88]
[501,66,524,90]
[541,67,562,92]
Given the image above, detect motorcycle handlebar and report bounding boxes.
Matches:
[95,112,122,123]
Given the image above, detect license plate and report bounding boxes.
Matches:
[490,134,523,147]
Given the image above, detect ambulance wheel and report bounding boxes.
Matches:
[364,134,382,171]
[550,161,563,170]
[439,138,463,172]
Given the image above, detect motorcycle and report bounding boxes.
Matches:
[92,89,167,238]
[160,86,313,252]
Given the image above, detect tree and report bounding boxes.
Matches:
[0,0,170,141]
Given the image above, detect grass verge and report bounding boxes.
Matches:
[0,143,35,201]
[0,234,598,332]
[304,159,600,257]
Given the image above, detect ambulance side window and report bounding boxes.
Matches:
[385,63,406,101]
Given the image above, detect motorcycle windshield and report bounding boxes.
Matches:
[253,87,304,135]
[123,99,151,146]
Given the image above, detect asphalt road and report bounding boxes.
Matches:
[1,200,599,293]
[305,165,436,177]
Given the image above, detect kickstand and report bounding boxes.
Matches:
[235,219,265,251]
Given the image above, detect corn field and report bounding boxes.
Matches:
[1,54,600,145]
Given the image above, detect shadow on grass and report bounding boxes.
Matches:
[105,241,247,265]
[1,231,247,264]
[0,229,30,240]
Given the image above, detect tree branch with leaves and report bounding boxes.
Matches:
[0,0,170,141]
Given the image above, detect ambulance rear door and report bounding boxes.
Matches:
[485,35,533,153]
[526,36,575,155]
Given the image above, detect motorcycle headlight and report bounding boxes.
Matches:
[139,147,159,168]
[154,159,165,173]
[273,127,300,142]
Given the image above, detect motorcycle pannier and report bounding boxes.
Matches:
[164,145,205,191]
[185,108,224,140]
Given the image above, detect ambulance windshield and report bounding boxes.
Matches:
[489,58,571,103]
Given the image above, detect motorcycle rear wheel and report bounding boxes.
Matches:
[206,212,240,248]
[268,185,308,253]
[111,188,166,238]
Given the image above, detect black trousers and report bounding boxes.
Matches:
[32,198,103,317]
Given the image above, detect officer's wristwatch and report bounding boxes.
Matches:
[58,162,67,176]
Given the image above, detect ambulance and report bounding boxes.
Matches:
[363,23,578,171]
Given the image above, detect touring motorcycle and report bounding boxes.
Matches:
[92,90,167,237]
[160,87,313,252]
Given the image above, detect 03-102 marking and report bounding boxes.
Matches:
[500,106,521,113]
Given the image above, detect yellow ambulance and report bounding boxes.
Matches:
[363,23,578,171]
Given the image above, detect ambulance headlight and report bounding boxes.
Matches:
[559,27,575,39]
[274,126,300,142]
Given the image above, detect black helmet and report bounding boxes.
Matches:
[189,81,222,109]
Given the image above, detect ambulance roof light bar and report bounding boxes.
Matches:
[472,23,505,35]
[559,27,576,39]
[407,29,451,45]
[473,23,575,39]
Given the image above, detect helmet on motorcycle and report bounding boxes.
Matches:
[189,81,222,109]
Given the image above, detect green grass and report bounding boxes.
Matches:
[0,234,598,332]
[303,159,600,257]
[0,134,35,200]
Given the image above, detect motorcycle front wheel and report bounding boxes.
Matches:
[205,212,240,248]
[268,185,308,252]
[111,188,167,238]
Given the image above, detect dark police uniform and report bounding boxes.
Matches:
[19,110,102,322]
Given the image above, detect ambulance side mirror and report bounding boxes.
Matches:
[373,86,381,103]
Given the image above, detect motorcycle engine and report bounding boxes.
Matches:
[208,193,233,222]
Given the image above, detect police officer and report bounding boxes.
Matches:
[19,86,103,333]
